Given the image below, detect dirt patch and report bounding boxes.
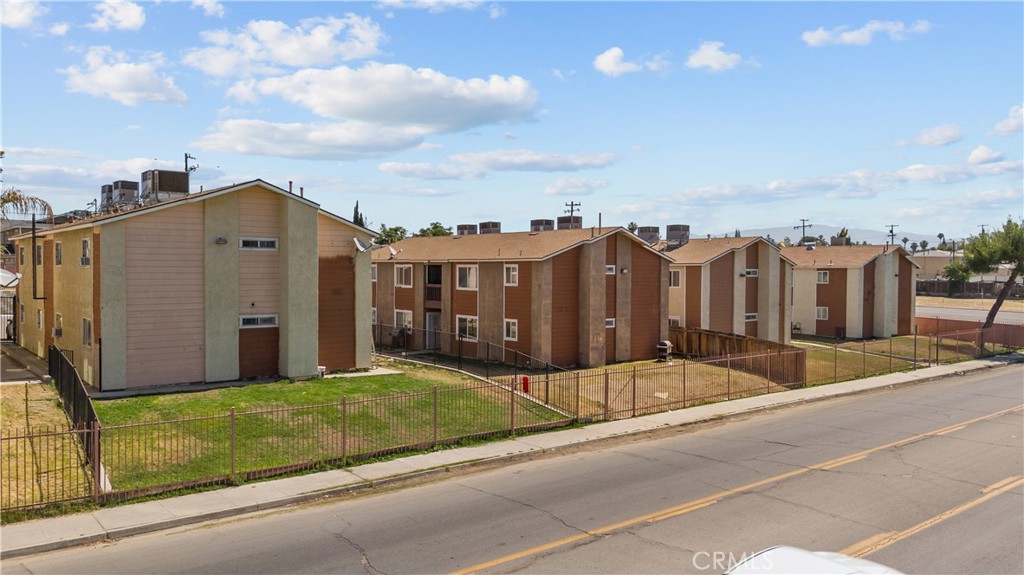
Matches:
[917,296,1024,313]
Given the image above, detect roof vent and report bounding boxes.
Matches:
[666,224,690,247]
[637,226,660,244]
[805,244,816,250]
[557,215,582,230]
[530,219,554,231]
[456,224,478,236]
[479,221,501,234]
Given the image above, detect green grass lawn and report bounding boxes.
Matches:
[92,360,566,493]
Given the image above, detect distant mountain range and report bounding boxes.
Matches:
[696,225,952,247]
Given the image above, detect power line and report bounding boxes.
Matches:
[793,219,812,240]
[885,224,899,245]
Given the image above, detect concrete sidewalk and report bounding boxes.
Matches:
[1,355,1021,560]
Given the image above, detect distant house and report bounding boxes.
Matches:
[371,227,672,368]
[782,245,918,339]
[13,179,375,390]
[659,234,795,343]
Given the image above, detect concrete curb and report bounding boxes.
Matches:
[1,356,1021,560]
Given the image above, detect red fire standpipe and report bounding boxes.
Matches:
[521,376,529,394]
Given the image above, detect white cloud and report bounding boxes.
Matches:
[249,63,538,132]
[183,15,384,77]
[801,19,930,47]
[592,47,668,78]
[892,206,939,218]
[450,149,617,171]
[2,0,48,28]
[49,22,70,36]
[896,124,962,147]
[378,162,485,180]
[685,41,743,72]
[3,146,89,159]
[543,177,608,196]
[593,47,641,77]
[993,104,1023,135]
[87,0,146,32]
[191,0,225,18]
[940,188,1022,208]
[61,46,187,106]
[193,118,432,159]
[967,145,1004,165]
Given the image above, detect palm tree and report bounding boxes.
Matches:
[910,241,919,253]
[1,187,52,220]
[901,237,909,249]
[919,239,929,252]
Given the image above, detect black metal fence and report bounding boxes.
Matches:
[48,346,98,432]
[372,322,570,383]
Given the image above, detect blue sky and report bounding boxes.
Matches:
[2,1,1022,241]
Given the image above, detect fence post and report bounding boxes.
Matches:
[862,339,866,377]
[545,365,550,405]
[458,333,463,371]
[341,397,348,464]
[229,407,236,480]
[631,365,637,418]
[682,360,687,407]
[767,352,772,394]
[91,419,101,503]
[727,354,732,400]
[485,342,490,380]
[833,343,838,383]
[509,382,516,435]
[574,372,581,419]
[603,371,610,421]
[889,337,893,372]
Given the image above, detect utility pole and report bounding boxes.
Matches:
[978,224,987,234]
[885,224,899,245]
[793,219,812,243]
[564,201,581,229]
[185,153,199,174]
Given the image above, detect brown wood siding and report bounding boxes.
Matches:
[318,255,356,371]
[125,203,205,387]
[451,264,479,357]
[238,190,281,316]
[239,327,279,378]
[550,250,580,366]
[816,268,847,338]
[745,319,757,336]
[394,265,416,322]
[862,260,875,337]
[629,242,661,360]
[504,262,532,356]
[605,268,617,321]
[684,266,702,329]
[746,246,758,269]
[897,256,913,334]
[605,326,616,364]
[708,253,734,333]
[745,276,758,313]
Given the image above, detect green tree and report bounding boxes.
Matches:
[1,187,53,220]
[351,201,366,228]
[375,224,408,245]
[958,218,1024,327]
[919,239,929,252]
[910,241,919,254]
[937,232,945,250]
[942,259,971,296]
[901,237,909,249]
[627,222,639,233]
[416,222,452,237]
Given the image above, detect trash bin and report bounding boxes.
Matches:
[657,340,673,361]
[835,327,846,340]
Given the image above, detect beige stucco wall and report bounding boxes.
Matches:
[15,236,48,359]
[278,197,319,378]
[351,232,374,369]
[98,223,127,389]
[54,228,99,384]
[700,262,711,329]
[578,241,606,367]
[204,193,240,382]
[615,236,632,361]
[792,268,818,335]
[530,259,553,362]
[874,253,898,337]
[757,243,781,342]
[781,262,793,344]
[732,249,746,335]
[845,268,864,339]
[667,263,685,327]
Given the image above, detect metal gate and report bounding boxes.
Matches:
[1,294,16,342]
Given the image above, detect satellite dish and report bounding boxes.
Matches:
[353,237,370,253]
[0,269,21,288]
[388,245,402,259]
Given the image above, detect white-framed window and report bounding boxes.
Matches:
[668,316,681,328]
[669,270,681,288]
[55,242,62,266]
[504,264,519,286]
[240,237,278,250]
[240,314,278,328]
[816,306,829,320]
[745,313,758,322]
[605,264,616,275]
[457,265,478,290]
[371,264,377,282]
[395,265,413,288]
[816,270,829,284]
[34,245,42,266]
[395,309,413,329]
[457,315,478,340]
[504,319,518,341]
[744,269,759,278]
[371,308,378,325]
[605,318,616,328]
[82,318,92,346]
[81,239,91,266]
[36,309,41,329]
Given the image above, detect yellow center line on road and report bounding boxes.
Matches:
[842,475,1024,558]
[449,403,1023,575]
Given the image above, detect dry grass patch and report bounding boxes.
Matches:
[917,296,1024,313]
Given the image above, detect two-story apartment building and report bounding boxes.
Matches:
[371,227,672,368]
[782,244,918,339]
[13,179,375,390]
[660,235,794,343]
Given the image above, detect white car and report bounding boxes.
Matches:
[726,546,902,575]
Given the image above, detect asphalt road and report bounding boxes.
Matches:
[4,366,1022,575]
[917,305,1024,324]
